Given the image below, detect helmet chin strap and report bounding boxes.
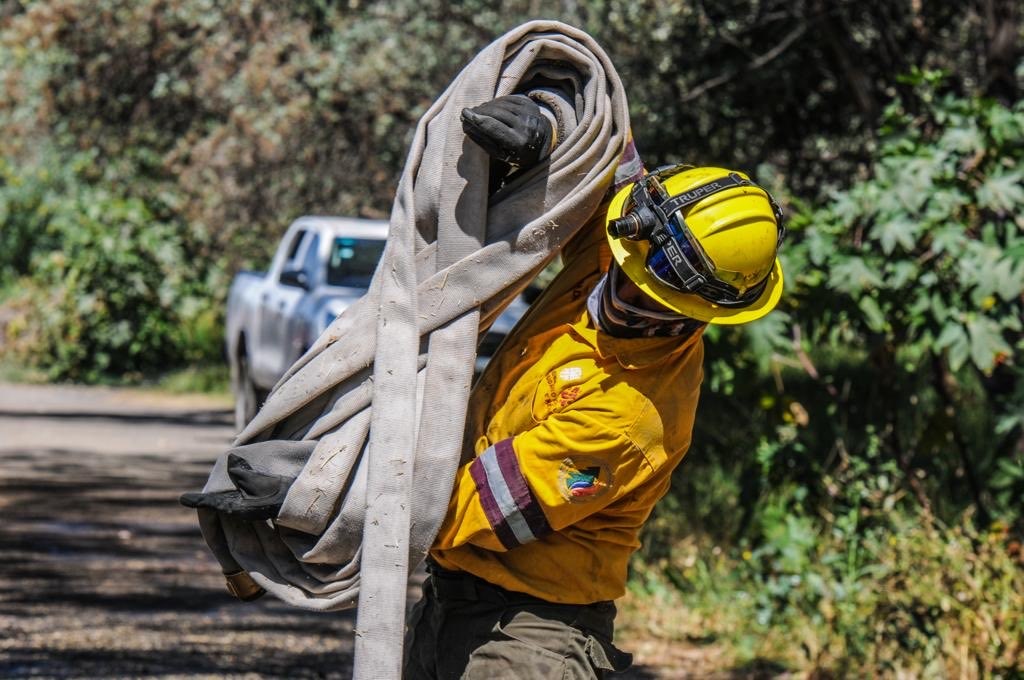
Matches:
[587,263,706,338]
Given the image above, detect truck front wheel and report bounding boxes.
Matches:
[233,351,260,433]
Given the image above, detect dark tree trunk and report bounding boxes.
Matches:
[981,0,1021,103]
[813,0,878,120]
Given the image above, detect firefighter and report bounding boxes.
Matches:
[403,95,786,679]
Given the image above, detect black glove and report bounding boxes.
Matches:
[461,94,553,168]
[180,453,295,520]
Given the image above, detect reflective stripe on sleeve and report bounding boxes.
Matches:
[468,438,551,549]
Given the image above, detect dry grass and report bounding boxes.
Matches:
[621,515,1024,677]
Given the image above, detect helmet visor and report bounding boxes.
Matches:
[664,210,759,292]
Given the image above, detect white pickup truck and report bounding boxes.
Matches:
[225,215,529,431]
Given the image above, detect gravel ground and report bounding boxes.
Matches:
[0,384,360,679]
[0,382,732,679]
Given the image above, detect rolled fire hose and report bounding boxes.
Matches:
[192,20,632,678]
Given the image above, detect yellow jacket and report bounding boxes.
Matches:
[431,209,704,604]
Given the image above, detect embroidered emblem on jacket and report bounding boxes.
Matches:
[544,369,583,411]
[558,386,581,407]
[557,456,612,503]
[559,366,583,382]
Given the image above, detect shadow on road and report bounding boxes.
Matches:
[0,408,232,428]
[0,408,357,679]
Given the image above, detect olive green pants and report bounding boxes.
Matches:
[403,565,632,679]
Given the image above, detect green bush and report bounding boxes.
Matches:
[630,81,1024,674]
[627,507,1024,676]
[630,430,1023,674]
[659,80,1024,536]
[782,77,1024,522]
[0,152,219,381]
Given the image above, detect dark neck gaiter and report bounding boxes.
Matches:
[587,265,706,339]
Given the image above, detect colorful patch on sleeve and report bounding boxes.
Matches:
[557,456,613,503]
[469,439,552,550]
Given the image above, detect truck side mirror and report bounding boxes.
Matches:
[280,269,310,290]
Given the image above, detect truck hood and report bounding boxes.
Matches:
[315,288,370,335]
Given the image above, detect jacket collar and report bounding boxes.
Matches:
[567,310,703,370]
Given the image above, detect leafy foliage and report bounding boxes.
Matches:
[789,77,1023,375]
[639,80,1023,673]
[665,79,1024,533]
[0,151,221,380]
[628,507,1024,675]
[785,79,1024,516]
[1,0,1016,376]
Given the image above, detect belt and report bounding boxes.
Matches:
[425,561,616,638]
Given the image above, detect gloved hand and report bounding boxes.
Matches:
[180,453,295,520]
[461,94,554,168]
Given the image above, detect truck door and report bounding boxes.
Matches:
[274,232,321,377]
[255,229,309,386]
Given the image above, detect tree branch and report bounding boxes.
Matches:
[792,324,839,397]
[680,22,808,103]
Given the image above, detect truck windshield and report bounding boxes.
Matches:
[327,237,386,288]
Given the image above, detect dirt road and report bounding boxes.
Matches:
[0,382,726,679]
[0,383,361,678]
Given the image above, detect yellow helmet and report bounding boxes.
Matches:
[605,165,785,325]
